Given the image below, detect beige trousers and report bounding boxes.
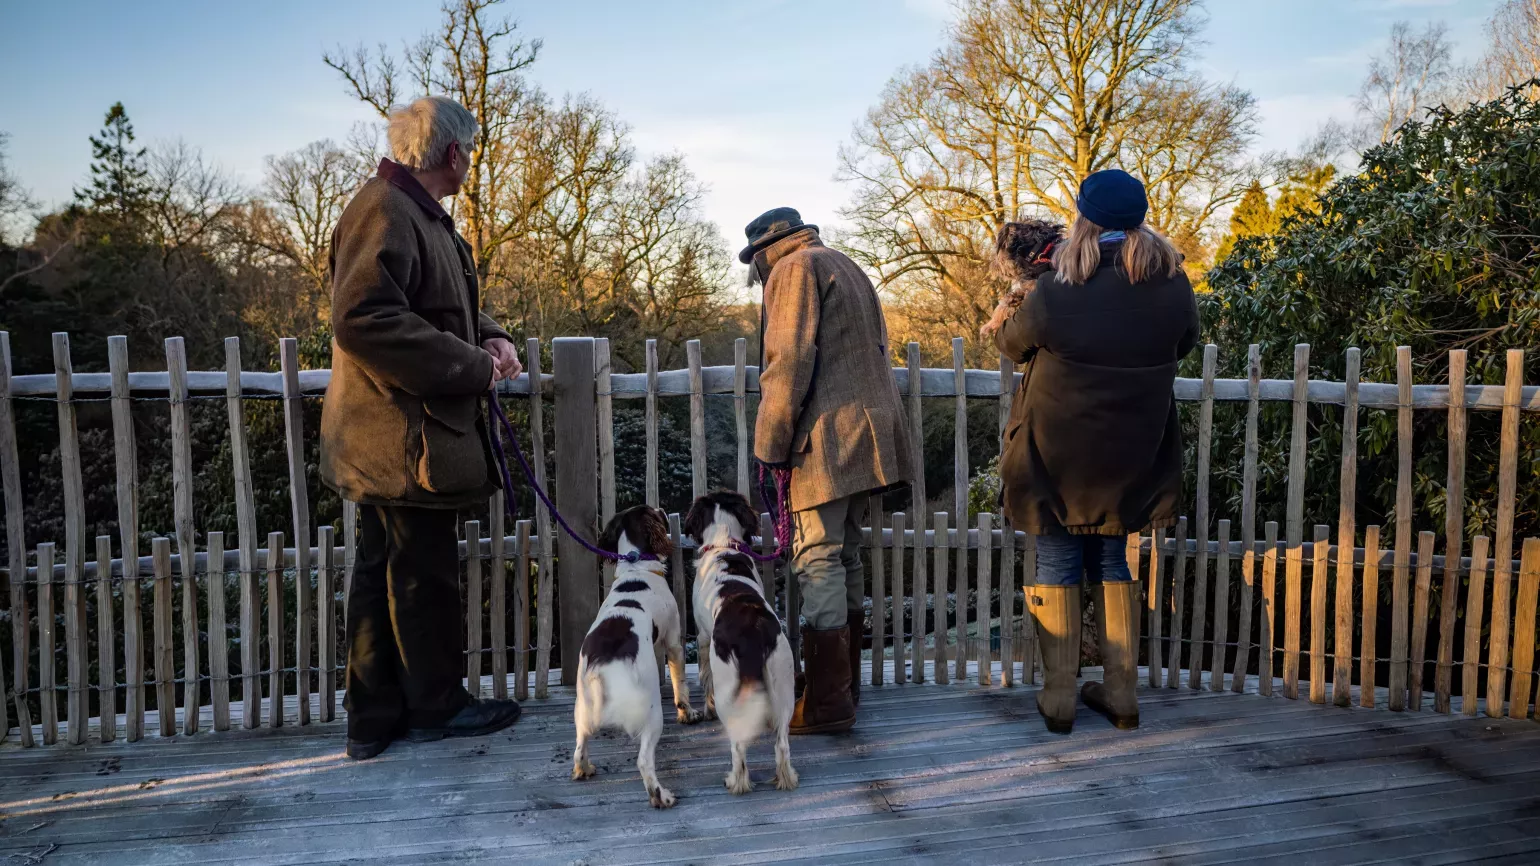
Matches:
[791,493,870,630]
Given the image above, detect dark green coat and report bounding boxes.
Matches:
[994,250,1199,536]
[320,161,511,509]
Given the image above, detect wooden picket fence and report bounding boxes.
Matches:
[1,332,1538,750]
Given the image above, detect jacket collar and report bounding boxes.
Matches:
[376,158,450,222]
[752,226,823,276]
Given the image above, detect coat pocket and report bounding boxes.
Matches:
[414,397,485,494]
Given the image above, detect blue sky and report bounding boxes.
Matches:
[0,0,1503,243]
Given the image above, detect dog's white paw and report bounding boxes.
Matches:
[724,772,753,795]
[572,759,596,780]
[649,786,677,809]
[677,706,704,725]
[773,766,800,791]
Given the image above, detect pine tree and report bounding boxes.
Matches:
[1212,180,1274,264]
[76,102,148,219]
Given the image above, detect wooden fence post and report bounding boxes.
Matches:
[165,337,202,735]
[208,531,230,731]
[1309,525,1329,704]
[1190,345,1217,689]
[514,519,532,701]
[1361,526,1382,709]
[490,491,508,699]
[1389,347,1414,712]
[933,512,950,685]
[1333,348,1360,707]
[266,531,285,728]
[596,341,616,594]
[735,338,749,496]
[224,338,260,729]
[1410,531,1436,710]
[151,538,174,738]
[976,513,993,686]
[1213,520,1232,692]
[38,542,57,744]
[1437,350,1467,713]
[465,520,483,697]
[316,526,334,722]
[645,338,659,508]
[1463,536,1490,716]
[0,332,28,745]
[553,337,599,685]
[1507,537,1540,720]
[278,338,311,726]
[1169,517,1189,689]
[53,334,88,745]
[687,339,706,500]
[1260,521,1279,697]
[952,339,969,681]
[910,344,928,682]
[1282,344,1310,700]
[95,535,116,742]
[1487,349,1523,717]
[1235,344,1261,694]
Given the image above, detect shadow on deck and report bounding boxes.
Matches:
[2,666,1539,865]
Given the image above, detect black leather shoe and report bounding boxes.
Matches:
[406,697,522,742]
[346,737,392,760]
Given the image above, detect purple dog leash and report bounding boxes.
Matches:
[486,388,659,564]
[486,387,794,565]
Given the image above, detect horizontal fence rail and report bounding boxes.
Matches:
[2,332,1538,751]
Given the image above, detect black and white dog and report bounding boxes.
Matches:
[684,491,798,795]
[573,504,702,808]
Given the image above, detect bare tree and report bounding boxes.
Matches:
[1357,21,1455,145]
[1463,0,1540,100]
[143,140,244,253]
[837,0,1257,361]
[243,140,367,314]
[324,0,544,283]
[0,132,34,244]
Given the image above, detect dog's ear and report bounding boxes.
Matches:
[724,493,760,540]
[682,496,714,544]
[646,507,674,559]
[596,511,626,554]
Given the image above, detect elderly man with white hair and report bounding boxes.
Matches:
[320,96,524,760]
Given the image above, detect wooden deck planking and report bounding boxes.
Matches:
[2,670,1537,866]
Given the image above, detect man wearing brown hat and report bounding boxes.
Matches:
[742,207,914,734]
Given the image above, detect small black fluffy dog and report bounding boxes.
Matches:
[980,218,1065,339]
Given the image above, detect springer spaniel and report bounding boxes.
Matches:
[572,504,702,808]
[684,491,798,795]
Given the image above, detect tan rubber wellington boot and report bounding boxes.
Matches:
[1082,581,1140,730]
[1028,584,1081,734]
[789,625,857,734]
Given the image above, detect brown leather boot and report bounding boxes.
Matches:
[1082,581,1140,729]
[789,625,857,734]
[1029,584,1081,734]
[847,610,865,706]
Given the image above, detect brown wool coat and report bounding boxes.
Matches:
[994,247,1199,536]
[320,161,512,509]
[753,229,914,511]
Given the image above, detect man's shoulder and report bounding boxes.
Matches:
[339,176,427,229]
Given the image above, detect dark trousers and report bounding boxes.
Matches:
[344,504,470,740]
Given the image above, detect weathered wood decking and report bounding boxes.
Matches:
[2,668,1538,866]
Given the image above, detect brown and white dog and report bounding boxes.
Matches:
[684,491,798,795]
[572,504,702,808]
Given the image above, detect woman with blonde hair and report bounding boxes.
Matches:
[993,169,1199,735]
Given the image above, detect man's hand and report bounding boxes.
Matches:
[482,338,523,389]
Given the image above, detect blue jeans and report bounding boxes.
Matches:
[1033,535,1133,586]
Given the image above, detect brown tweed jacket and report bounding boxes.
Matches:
[320,160,512,508]
[753,228,914,511]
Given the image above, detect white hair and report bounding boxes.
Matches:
[387,96,478,171]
